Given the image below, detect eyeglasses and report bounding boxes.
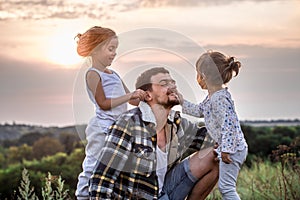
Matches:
[153,79,176,87]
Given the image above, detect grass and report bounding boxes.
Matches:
[206,159,300,200]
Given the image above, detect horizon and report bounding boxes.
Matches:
[2,118,300,129]
[1,0,300,126]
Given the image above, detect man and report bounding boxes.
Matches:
[89,67,219,200]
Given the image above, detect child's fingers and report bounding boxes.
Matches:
[137,90,146,99]
[221,152,232,164]
[132,90,146,100]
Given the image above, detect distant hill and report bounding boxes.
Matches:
[241,119,300,127]
[0,123,86,141]
[1,119,299,141]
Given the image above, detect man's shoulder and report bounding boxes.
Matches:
[109,107,143,133]
[116,107,142,122]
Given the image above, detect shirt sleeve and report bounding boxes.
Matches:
[89,118,133,199]
[182,99,204,118]
[212,94,237,154]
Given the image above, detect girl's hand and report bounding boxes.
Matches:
[221,152,232,164]
[213,143,219,161]
[131,89,146,101]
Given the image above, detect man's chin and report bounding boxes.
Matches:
[170,101,180,108]
[163,101,179,109]
[168,96,180,106]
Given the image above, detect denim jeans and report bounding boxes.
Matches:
[159,158,198,200]
[218,147,248,200]
[75,123,107,200]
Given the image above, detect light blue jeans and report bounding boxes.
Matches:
[159,158,198,200]
[218,147,248,200]
[75,123,107,200]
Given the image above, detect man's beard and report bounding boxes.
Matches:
[163,90,180,108]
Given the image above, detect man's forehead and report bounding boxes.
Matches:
[151,73,172,82]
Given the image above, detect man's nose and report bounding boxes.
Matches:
[168,83,177,90]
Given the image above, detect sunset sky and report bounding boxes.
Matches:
[1,0,300,126]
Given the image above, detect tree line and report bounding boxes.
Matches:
[0,125,299,199]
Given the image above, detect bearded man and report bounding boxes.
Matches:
[89,67,218,200]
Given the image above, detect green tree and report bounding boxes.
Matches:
[0,165,24,199]
[18,132,43,146]
[0,153,5,169]
[6,144,33,164]
[255,134,282,156]
[32,137,64,160]
[59,132,79,155]
[272,126,297,138]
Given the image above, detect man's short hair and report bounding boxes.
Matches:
[135,67,170,91]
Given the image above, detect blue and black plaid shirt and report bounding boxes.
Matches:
[89,102,208,199]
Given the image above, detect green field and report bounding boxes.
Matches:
[0,124,299,199]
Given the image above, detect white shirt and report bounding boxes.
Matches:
[156,146,168,194]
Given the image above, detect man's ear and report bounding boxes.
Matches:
[144,91,152,102]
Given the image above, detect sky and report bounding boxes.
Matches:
[0,0,300,127]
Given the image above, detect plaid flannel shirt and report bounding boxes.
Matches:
[89,102,208,200]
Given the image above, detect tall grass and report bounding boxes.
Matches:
[17,160,299,200]
[17,168,69,200]
[17,168,38,200]
[16,152,299,200]
[206,159,300,200]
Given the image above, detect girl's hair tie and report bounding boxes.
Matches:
[228,57,235,68]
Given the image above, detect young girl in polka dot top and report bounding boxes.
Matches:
[181,50,248,200]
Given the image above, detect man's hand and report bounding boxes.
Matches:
[221,152,232,164]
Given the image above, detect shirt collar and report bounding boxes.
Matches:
[139,101,177,127]
[139,101,157,127]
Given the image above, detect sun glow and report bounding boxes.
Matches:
[46,30,82,68]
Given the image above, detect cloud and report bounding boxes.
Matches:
[0,0,279,20]
[137,0,276,7]
[0,0,115,20]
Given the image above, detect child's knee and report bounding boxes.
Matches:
[218,183,236,195]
